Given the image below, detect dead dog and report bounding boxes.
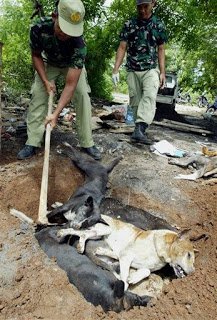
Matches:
[57,215,195,290]
[168,151,217,180]
[48,197,177,276]
[84,197,177,275]
[47,142,123,228]
[35,226,151,312]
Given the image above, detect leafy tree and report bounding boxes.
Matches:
[0,0,216,98]
[0,0,33,94]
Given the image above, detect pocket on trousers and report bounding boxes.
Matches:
[151,69,160,90]
[127,72,136,98]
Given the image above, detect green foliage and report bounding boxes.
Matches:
[0,0,33,94]
[105,0,217,97]
[0,0,216,99]
[85,24,113,99]
[84,0,136,97]
[155,0,217,96]
[0,0,60,95]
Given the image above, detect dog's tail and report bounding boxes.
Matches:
[106,156,123,174]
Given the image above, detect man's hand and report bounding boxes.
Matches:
[44,80,56,94]
[160,73,166,89]
[45,113,58,129]
[112,72,120,86]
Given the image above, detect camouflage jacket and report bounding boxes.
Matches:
[30,17,87,68]
[120,15,167,71]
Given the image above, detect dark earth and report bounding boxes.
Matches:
[0,101,216,320]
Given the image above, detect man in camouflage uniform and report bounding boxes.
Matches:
[17,0,101,160]
[112,0,167,144]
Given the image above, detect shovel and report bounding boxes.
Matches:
[38,90,54,224]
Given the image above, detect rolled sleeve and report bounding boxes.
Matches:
[119,21,130,42]
[29,25,42,52]
[69,46,87,69]
[156,21,168,45]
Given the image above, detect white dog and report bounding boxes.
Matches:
[57,215,195,290]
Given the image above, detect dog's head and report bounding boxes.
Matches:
[166,233,195,278]
[65,195,101,229]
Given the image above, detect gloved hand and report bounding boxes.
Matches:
[112,72,120,86]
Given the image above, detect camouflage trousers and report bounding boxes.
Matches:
[127,68,160,125]
[26,66,94,148]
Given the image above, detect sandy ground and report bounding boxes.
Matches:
[0,103,217,320]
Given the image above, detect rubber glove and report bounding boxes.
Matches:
[112,72,120,86]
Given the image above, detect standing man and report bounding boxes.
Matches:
[112,0,167,144]
[17,0,101,160]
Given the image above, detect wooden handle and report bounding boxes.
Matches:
[38,91,54,224]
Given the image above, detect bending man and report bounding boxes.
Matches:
[17,0,101,160]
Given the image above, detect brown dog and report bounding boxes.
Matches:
[169,152,217,180]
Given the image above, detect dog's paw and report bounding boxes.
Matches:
[56,145,64,154]
[94,247,105,256]
[56,229,66,238]
[128,268,150,285]
[174,174,196,180]
[76,235,86,254]
[174,174,184,179]
[112,271,121,280]
[124,281,129,291]
[51,201,63,209]
[76,243,85,254]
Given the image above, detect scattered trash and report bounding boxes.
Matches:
[6,126,16,134]
[202,146,217,157]
[59,108,71,118]
[202,112,212,120]
[125,105,134,125]
[58,108,76,126]
[150,140,186,158]
[195,140,212,146]
[103,104,128,118]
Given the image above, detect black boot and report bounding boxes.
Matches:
[131,123,152,145]
[81,146,102,160]
[17,145,36,160]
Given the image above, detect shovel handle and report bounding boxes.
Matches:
[38,90,54,224]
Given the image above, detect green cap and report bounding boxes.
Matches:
[58,0,85,37]
[136,0,152,5]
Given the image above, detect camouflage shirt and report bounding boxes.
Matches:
[30,17,87,68]
[120,15,167,71]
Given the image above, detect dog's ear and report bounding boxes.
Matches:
[154,233,172,263]
[112,280,125,298]
[85,196,93,207]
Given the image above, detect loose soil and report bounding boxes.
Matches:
[0,103,216,320]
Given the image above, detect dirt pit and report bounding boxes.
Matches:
[0,106,217,319]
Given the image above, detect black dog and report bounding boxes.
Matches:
[47,142,122,229]
[35,226,151,312]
